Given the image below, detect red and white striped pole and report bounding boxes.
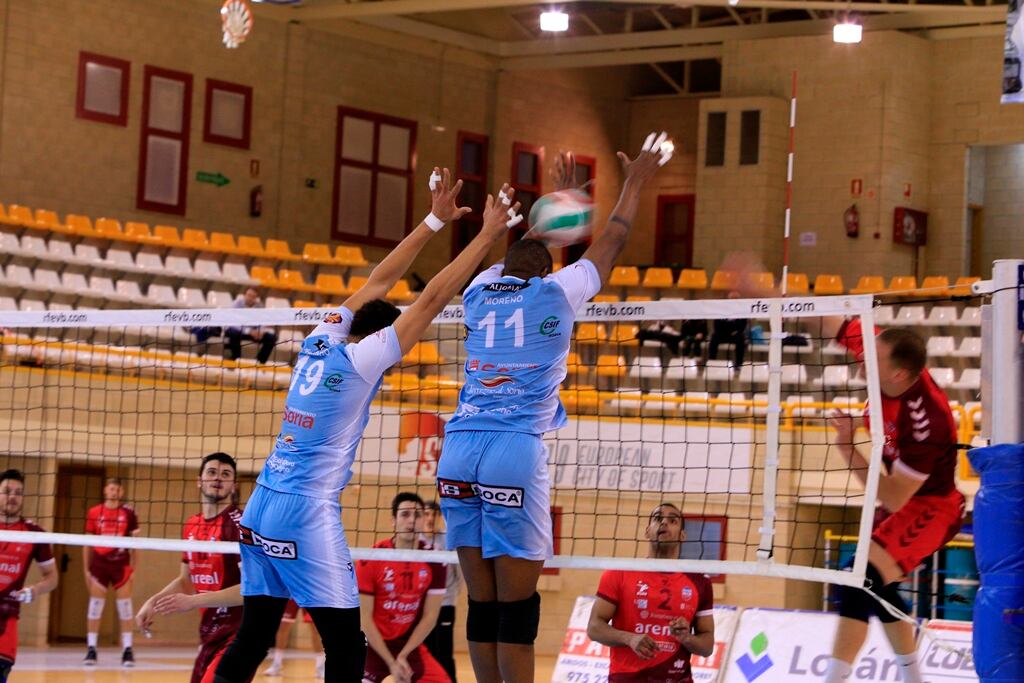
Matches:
[781,71,797,296]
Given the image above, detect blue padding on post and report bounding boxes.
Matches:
[968,443,1024,682]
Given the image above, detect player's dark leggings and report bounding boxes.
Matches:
[213,596,366,683]
[0,657,11,683]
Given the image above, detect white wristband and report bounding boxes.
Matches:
[424,213,445,232]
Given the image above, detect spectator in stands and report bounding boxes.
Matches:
[704,292,748,369]
[636,319,707,357]
[225,287,277,365]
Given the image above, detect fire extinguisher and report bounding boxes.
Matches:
[844,203,859,238]
[250,185,263,218]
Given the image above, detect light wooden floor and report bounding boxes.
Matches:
[9,647,557,682]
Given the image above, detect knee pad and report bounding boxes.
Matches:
[466,599,499,643]
[0,658,11,683]
[873,582,909,624]
[116,598,134,621]
[497,593,540,645]
[837,564,908,624]
[87,597,105,621]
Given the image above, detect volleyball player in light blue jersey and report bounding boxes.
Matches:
[214,169,524,683]
[436,133,672,683]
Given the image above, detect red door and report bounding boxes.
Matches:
[655,194,696,267]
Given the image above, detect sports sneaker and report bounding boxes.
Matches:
[263,660,283,676]
[121,647,135,668]
[314,654,325,679]
[83,646,97,666]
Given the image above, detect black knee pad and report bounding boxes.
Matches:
[837,564,908,624]
[873,582,909,623]
[466,598,499,643]
[0,658,12,683]
[497,593,540,645]
[837,582,874,623]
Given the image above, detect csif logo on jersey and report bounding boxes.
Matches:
[539,316,561,337]
[323,373,344,392]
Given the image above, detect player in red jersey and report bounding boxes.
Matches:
[83,475,140,667]
[358,492,449,683]
[587,503,714,683]
[822,318,965,683]
[0,469,58,683]
[136,453,243,683]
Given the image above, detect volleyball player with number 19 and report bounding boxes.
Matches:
[436,132,672,683]
[213,169,524,683]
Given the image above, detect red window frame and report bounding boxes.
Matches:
[561,154,596,265]
[509,141,544,244]
[331,106,417,247]
[76,51,130,126]
[655,194,696,268]
[542,506,562,576]
[452,131,489,260]
[203,78,253,149]
[136,65,193,216]
[683,514,727,583]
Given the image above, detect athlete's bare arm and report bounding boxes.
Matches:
[581,133,670,286]
[829,412,925,512]
[396,592,444,665]
[671,613,714,657]
[360,593,413,683]
[136,563,193,631]
[343,167,470,313]
[393,184,520,354]
[153,583,243,616]
[586,596,658,660]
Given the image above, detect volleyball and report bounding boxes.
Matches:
[527,188,594,248]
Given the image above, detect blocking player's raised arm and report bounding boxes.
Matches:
[581,132,671,286]
[393,183,521,355]
[343,167,470,314]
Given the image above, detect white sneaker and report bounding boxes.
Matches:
[263,660,283,676]
[315,655,325,679]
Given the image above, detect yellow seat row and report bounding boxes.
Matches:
[249,267,415,302]
[604,265,980,297]
[0,203,368,267]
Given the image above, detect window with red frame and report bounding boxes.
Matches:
[204,78,252,149]
[542,506,562,576]
[509,142,544,243]
[452,131,489,260]
[136,66,192,215]
[76,51,130,126]
[682,515,727,583]
[562,154,595,266]
[332,107,417,247]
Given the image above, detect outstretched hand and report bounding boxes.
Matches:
[429,167,472,223]
[481,183,522,236]
[617,131,673,185]
[551,150,577,191]
[828,409,857,447]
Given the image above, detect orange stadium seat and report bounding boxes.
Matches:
[182,228,210,250]
[348,275,368,292]
[710,270,739,291]
[677,269,708,290]
[575,323,607,344]
[850,275,885,294]
[153,225,184,246]
[315,274,348,296]
[0,204,17,226]
[250,266,280,288]
[209,231,242,254]
[64,214,95,237]
[124,222,154,243]
[596,354,627,378]
[4,205,33,229]
[785,272,810,295]
[293,299,317,308]
[951,276,980,296]
[334,245,368,267]
[266,238,301,261]
[592,294,618,303]
[642,267,674,289]
[744,271,775,291]
[236,235,266,257]
[626,295,651,302]
[565,352,588,383]
[303,243,336,265]
[610,324,640,347]
[387,280,416,302]
[278,269,315,292]
[402,341,443,366]
[95,217,125,240]
[887,275,918,293]
[33,209,66,233]
[918,276,950,296]
[609,266,640,288]
[813,274,844,295]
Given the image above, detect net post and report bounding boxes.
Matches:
[990,259,1024,444]
[851,304,885,584]
[757,301,784,560]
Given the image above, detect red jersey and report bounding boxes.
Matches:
[836,319,959,497]
[356,538,446,642]
[0,519,54,620]
[596,571,713,682]
[181,506,243,645]
[85,503,139,563]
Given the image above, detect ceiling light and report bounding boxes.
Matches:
[728,0,739,6]
[833,21,862,44]
[540,10,569,32]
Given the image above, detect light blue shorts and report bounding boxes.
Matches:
[239,485,359,609]
[436,431,553,561]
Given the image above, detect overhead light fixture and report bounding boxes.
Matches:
[540,10,569,32]
[728,0,739,6]
[833,21,862,44]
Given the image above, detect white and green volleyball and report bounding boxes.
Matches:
[527,189,594,248]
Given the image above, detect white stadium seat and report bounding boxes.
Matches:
[1,263,33,288]
[953,368,980,391]
[194,256,223,280]
[831,395,866,417]
[664,358,700,381]
[265,296,290,309]
[147,283,177,306]
[929,367,955,388]
[781,364,809,385]
[177,286,206,307]
[923,305,957,326]
[46,237,74,261]
[957,307,981,327]
[19,296,47,311]
[0,232,20,254]
[704,360,734,382]
[926,336,956,357]
[0,296,16,310]
[895,305,926,326]
[32,265,62,291]
[135,250,165,273]
[817,364,865,388]
[73,242,103,265]
[60,271,89,295]
[164,252,194,276]
[751,393,770,417]
[714,392,750,417]
[222,260,251,283]
[952,336,981,358]
[19,234,47,256]
[736,363,770,385]
[873,306,895,325]
[115,280,145,303]
[785,394,819,418]
[680,391,711,417]
[207,290,233,308]
[106,245,136,269]
[628,355,663,380]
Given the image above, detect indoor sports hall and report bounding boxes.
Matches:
[0,0,1021,681]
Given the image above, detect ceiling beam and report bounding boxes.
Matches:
[499,44,723,70]
[353,15,502,54]
[252,0,1006,21]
